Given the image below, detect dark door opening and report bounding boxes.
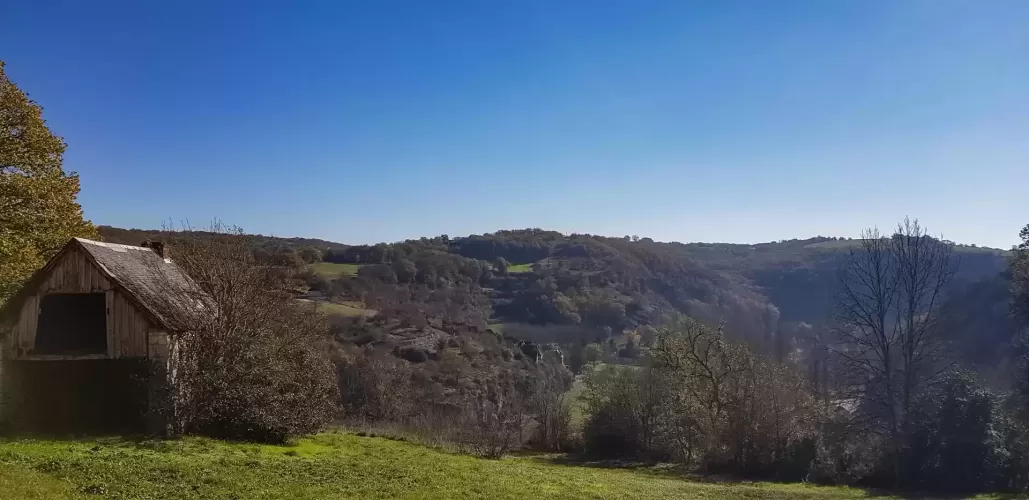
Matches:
[3,360,148,435]
[35,293,107,355]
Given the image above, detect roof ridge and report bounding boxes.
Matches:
[75,237,152,251]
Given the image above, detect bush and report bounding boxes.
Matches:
[156,225,339,443]
[581,316,824,479]
[902,372,1009,492]
[337,346,414,421]
[581,364,666,459]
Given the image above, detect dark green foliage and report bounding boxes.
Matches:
[904,372,1009,492]
[618,336,638,359]
[494,257,510,276]
[392,258,417,283]
[939,273,1020,371]
[272,248,305,268]
[581,365,658,459]
[1009,224,1029,491]
[297,246,323,263]
[357,263,397,284]
[450,229,564,263]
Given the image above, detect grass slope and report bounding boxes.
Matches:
[506,263,533,273]
[310,262,363,278]
[0,432,1001,500]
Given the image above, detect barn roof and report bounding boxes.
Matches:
[73,238,199,331]
[1,238,201,332]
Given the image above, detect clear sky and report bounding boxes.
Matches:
[3,1,1027,248]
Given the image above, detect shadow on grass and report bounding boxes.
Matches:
[0,430,150,444]
[540,454,729,483]
[860,489,1024,500]
[539,454,1018,500]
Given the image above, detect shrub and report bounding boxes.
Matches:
[581,315,824,478]
[155,225,339,443]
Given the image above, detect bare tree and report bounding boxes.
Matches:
[830,219,956,485]
[891,217,957,438]
[464,378,531,458]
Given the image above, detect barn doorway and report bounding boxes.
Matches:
[34,293,107,355]
[3,359,147,435]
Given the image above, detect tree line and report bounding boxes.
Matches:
[573,220,1029,493]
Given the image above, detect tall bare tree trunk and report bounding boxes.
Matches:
[831,220,956,488]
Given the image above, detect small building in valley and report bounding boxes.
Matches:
[0,238,195,435]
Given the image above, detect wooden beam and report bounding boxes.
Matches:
[15,354,110,361]
[106,290,115,358]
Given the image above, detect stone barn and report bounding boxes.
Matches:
[0,238,195,435]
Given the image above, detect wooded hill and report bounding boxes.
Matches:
[98,226,1016,375]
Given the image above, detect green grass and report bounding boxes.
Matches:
[564,375,588,431]
[506,263,534,273]
[310,262,363,278]
[0,432,1003,500]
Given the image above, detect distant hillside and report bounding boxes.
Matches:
[677,237,1009,322]
[97,225,350,252]
[97,226,1016,371]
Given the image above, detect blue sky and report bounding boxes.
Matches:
[3,1,1027,248]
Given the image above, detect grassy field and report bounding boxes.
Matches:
[0,432,917,500]
[506,263,534,273]
[1,432,1005,500]
[310,262,363,278]
[297,299,374,318]
[317,300,374,317]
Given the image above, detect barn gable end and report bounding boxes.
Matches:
[3,244,154,359]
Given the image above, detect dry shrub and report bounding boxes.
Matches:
[155,224,338,443]
[336,345,414,421]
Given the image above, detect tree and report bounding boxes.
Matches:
[494,257,510,276]
[392,258,417,283]
[831,219,956,486]
[618,335,639,359]
[0,61,97,303]
[904,372,1007,492]
[297,246,323,264]
[1012,224,1029,327]
[1010,224,1029,487]
[273,248,305,268]
[892,219,957,421]
[583,343,603,365]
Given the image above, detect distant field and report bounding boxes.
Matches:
[310,262,362,278]
[506,263,534,273]
[297,299,373,318]
[805,239,1009,254]
[0,432,938,500]
[803,239,863,250]
[317,301,373,317]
